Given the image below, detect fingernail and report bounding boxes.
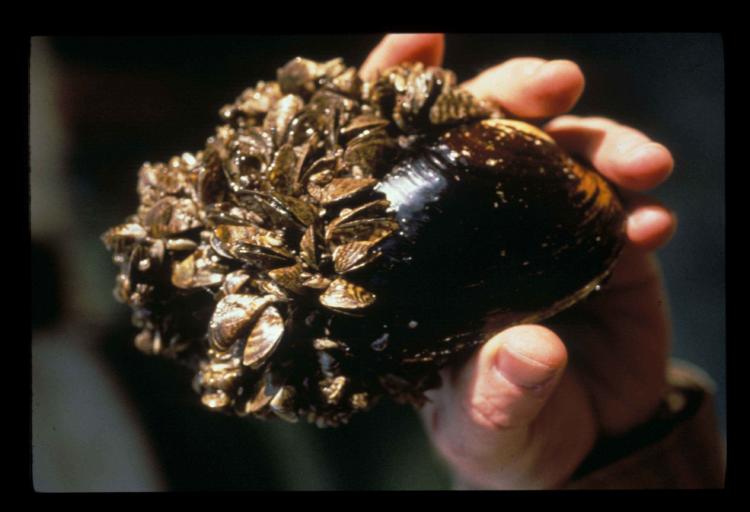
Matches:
[630,142,672,168]
[615,137,645,155]
[628,207,665,231]
[524,60,547,77]
[627,141,657,155]
[495,347,558,391]
[531,60,564,80]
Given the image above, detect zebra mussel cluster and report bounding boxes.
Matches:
[102,57,625,427]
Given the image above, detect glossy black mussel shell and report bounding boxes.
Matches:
[329,118,626,364]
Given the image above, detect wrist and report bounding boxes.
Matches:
[565,360,725,489]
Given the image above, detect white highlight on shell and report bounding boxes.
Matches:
[374,155,449,237]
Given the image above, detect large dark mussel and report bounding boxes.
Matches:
[102,58,626,427]
[359,118,625,364]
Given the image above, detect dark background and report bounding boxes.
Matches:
[30,33,725,490]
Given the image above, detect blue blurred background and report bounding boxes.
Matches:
[31,33,725,490]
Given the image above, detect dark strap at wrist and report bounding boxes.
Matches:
[566,361,725,489]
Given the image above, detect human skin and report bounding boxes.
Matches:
[360,34,677,489]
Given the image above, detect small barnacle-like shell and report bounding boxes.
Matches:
[236,191,308,231]
[243,370,282,414]
[325,215,398,248]
[197,351,244,410]
[266,143,299,195]
[136,162,164,207]
[134,328,162,355]
[332,240,382,274]
[343,128,398,177]
[349,392,371,411]
[202,390,231,409]
[318,177,377,206]
[319,278,376,311]
[204,202,264,228]
[221,81,283,126]
[301,274,331,290]
[142,197,202,237]
[277,58,324,97]
[299,153,340,188]
[319,375,348,405]
[254,278,289,300]
[113,274,131,303]
[299,224,320,269]
[243,305,284,368]
[303,90,359,148]
[267,263,306,295]
[165,238,198,253]
[269,385,298,422]
[225,128,275,190]
[328,66,362,98]
[270,192,318,227]
[171,245,227,289]
[199,355,242,391]
[101,223,147,254]
[263,94,305,146]
[208,294,276,350]
[211,224,293,266]
[340,114,391,141]
[221,270,251,296]
[392,64,445,132]
[313,338,344,351]
[431,88,492,126]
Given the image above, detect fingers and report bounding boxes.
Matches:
[544,116,674,191]
[363,44,584,121]
[361,38,676,254]
[360,33,445,81]
[423,325,571,487]
[623,193,678,251]
[477,325,567,427]
[542,115,676,250]
[461,58,585,119]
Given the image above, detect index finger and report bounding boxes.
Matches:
[461,58,586,119]
[359,33,445,81]
[544,116,674,191]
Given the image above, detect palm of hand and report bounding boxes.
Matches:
[525,249,671,486]
[361,35,677,489]
[421,252,670,489]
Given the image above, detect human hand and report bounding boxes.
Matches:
[361,34,677,489]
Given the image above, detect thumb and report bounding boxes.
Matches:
[424,325,568,487]
[484,324,568,427]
